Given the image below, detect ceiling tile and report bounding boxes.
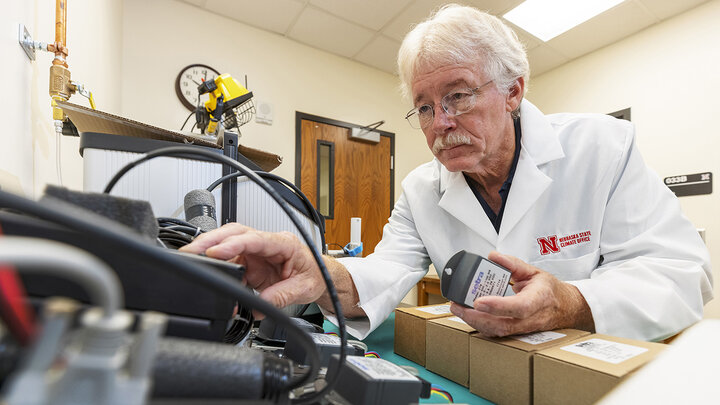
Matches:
[204,0,305,35]
[382,0,454,41]
[508,22,543,51]
[289,7,375,58]
[175,0,711,81]
[382,0,527,42]
[637,0,709,21]
[545,1,656,60]
[462,0,526,15]
[309,0,412,31]
[354,35,402,74]
[526,44,570,77]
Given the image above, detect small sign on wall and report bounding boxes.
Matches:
[664,172,712,197]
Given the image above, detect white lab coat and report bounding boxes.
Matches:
[326,100,713,341]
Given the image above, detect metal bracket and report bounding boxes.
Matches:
[18,24,36,61]
[221,132,239,225]
[18,24,49,62]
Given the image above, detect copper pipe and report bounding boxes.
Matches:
[53,0,68,67]
[55,0,66,46]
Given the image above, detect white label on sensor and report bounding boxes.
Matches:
[463,259,512,306]
[311,333,341,345]
[346,357,417,381]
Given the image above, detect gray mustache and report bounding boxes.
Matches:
[432,133,472,154]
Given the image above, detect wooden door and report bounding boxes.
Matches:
[296,114,394,256]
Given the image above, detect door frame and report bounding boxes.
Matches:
[294,111,395,215]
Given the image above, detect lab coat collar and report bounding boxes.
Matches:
[498,99,565,240]
[518,99,565,165]
[438,99,564,243]
[438,161,499,244]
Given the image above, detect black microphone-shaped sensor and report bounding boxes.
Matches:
[184,189,218,232]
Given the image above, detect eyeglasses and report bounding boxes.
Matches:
[405,80,494,129]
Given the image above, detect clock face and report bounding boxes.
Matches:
[175,64,221,111]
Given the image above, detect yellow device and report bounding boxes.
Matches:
[197,74,255,136]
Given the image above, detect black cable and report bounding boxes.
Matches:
[326,243,347,252]
[164,225,201,236]
[158,231,194,245]
[158,217,195,228]
[157,239,189,250]
[224,305,254,344]
[206,170,327,253]
[0,189,322,398]
[207,171,320,231]
[296,303,311,317]
[100,146,346,403]
[158,229,194,241]
[180,110,195,131]
[158,218,201,248]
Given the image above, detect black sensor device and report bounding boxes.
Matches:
[441,250,512,307]
[326,355,429,405]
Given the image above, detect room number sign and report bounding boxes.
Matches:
[664,172,712,197]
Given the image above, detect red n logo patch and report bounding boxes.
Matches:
[537,235,560,255]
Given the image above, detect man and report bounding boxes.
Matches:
[183,4,712,341]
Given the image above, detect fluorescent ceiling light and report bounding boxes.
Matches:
[503,0,625,42]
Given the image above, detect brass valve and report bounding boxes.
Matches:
[49,65,75,121]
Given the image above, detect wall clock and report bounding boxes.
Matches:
[175,63,220,111]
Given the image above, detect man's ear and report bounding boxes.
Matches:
[506,77,525,113]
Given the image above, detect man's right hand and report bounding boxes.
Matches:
[180,223,326,318]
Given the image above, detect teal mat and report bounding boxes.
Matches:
[323,311,494,404]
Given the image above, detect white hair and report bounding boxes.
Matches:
[397,4,529,100]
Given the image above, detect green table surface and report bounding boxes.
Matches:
[323,311,493,404]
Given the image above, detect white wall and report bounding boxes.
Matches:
[1,1,34,196]
[0,0,122,197]
[528,0,720,318]
[120,0,432,191]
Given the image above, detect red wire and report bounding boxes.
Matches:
[0,225,36,345]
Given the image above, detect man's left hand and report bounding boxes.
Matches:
[450,251,595,337]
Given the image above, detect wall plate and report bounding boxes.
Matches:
[18,24,36,61]
[255,101,274,125]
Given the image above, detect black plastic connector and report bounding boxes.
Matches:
[256,317,321,346]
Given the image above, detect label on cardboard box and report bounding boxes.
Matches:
[416,304,451,315]
[445,316,468,325]
[510,331,567,345]
[346,357,417,381]
[463,260,512,306]
[560,338,648,364]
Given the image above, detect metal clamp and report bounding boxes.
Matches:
[18,24,47,61]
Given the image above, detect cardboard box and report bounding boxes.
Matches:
[534,334,666,405]
[469,329,590,405]
[58,100,282,171]
[426,316,477,386]
[394,303,452,366]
